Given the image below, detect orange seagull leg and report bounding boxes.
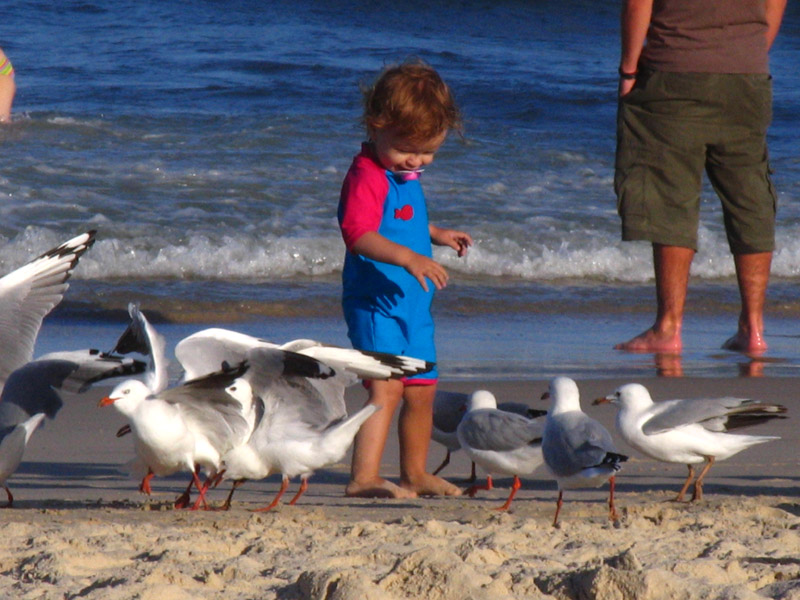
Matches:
[553,490,564,527]
[139,469,155,495]
[288,476,309,506]
[496,475,521,511]
[608,475,619,521]
[465,474,493,498]
[691,457,715,502]
[674,464,695,502]
[220,479,245,511]
[252,476,289,512]
[189,469,211,511]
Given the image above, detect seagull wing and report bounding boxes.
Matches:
[0,231,96,390]
[281,339,433,380]
[111,303,169,394]
[161,362,252,451]
[174,327,278,381]
[459,409,543,452]
[642,397,787,434]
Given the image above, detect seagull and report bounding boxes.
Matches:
[171,328,429,510]
[171,327,435,510]
[103,305,266,509]
[455,390,545,510]
[541,377,628,526]
[107,310,345,509]
[432,389,546,481]
[0,231,146,506]
[100,360,255,509]
[594,383,786,502]
[219,345,378,510]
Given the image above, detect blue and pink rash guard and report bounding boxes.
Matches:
[338,143,438,384]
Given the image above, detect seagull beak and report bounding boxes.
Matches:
[98,396,116,407]
[540,391,550,402]
[592,396,612,406]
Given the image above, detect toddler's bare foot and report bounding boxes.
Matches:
[402,473,462,497]
[345,477,417,499]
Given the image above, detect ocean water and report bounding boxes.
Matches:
[2,0,800,379]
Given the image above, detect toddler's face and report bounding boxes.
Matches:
[370,128,447,175]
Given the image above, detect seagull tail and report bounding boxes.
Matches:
[724,402,788,431]
[317,405,379,462]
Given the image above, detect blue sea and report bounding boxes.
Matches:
[2,0,800,379]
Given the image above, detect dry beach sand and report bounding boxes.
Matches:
[2,376,799,599]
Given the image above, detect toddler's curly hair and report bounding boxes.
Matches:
[362,60,462,143]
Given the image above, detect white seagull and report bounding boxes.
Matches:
[542,377,628,526]
[456,390,545,510]
[432,389,546,481]
[219,345,377,510]
[102,305,275,509]
[0,231,145,506]
[100,361,255,509]
[595,383,786,501]
[172,328,428,510]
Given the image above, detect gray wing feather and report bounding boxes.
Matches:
[161,363,252,450]
[642,397,784,435]
[459,410,544,452]
[546,413,616,475]
[433,391,468,434]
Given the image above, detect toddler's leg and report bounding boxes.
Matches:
[399,384,462,496]
[345,379,415,498]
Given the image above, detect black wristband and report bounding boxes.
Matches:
[618,67,637,80]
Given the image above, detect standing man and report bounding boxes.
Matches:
[614,0,786,355]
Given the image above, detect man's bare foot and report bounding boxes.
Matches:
[722,327,767,354]
[345,477,417,499]
[614,327,682,353]
[401,473,462,497]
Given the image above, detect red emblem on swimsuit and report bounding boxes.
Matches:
[394,205,414,221]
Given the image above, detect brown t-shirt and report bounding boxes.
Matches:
[641,0,769,73]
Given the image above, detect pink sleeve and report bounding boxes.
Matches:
[338,162,388,250]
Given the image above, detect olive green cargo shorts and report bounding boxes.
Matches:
[615,71,776,253]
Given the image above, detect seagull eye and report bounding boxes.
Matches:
[230,386,237,392]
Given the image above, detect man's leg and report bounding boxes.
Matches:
[615,243,695,353]
[722,251,771,353]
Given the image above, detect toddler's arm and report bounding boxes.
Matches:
[430,224,472,257]
[351,231,449,292]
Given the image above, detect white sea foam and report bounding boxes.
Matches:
[3,222,799,285]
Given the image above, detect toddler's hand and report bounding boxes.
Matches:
[405,254,449,292]
[431,226,473,258]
